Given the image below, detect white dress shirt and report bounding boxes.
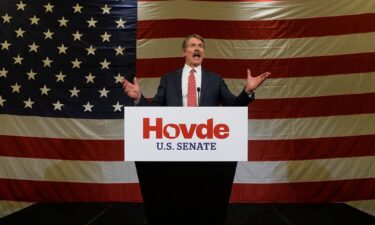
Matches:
[181,64,202,106]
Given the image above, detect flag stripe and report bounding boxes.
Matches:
[249,93,375,119]
[2,114,375,140]
[0,179,142,202]
[2,156,373,183]
[0,201,33,218]
[138,0,375,21]
[137,32,375,59]
[248,114,375,140]
[138,14,375,40]
[230,178,375,203]
[249,135,375,161]
[0,114,123,140]
[2,135,374,161]
[136,53,375,78]
[0,156,138,183]
[346,200,375,216]
[235,157,375,183]
[0,178,375,203]
[1,178,374,203]
[138,72,375,99]
[0,135,123,161]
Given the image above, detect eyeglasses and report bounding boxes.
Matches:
[186,43,205,49]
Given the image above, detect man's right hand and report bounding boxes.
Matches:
[123,77,141,101]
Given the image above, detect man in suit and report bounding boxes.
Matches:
[123,34,270,225]
[123,34,270,106]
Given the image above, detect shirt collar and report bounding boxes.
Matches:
[183,64,201,73]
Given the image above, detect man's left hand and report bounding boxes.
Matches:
[245,69,271,93]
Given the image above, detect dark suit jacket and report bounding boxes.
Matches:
[138,69,254,106]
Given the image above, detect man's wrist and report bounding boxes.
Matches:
[244,88,255,99]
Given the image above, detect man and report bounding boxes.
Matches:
[123,34,270,106]
[123,34,270,225]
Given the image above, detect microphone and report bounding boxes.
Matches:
[197,87,201,106]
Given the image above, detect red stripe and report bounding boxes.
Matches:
[250,93,375,119]
[0,135,123,161]
[1,134,374,161]
[136,52,375,78]
[230,178,375,203]
[0,178,142,202]
[138,14,375,40]
[2,178,373,203]
[248,135,375,161]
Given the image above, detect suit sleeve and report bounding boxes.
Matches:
[219,78,254,106]
[137,76,167,106]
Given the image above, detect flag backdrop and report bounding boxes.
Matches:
[1,0,375,218]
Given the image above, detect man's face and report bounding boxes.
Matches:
[183,37,205,67]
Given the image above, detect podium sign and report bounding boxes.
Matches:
[124,107,247,161]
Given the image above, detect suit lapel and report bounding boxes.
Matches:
[174,69,183,106]
[200,70,209,106]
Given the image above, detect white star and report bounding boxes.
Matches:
[72,30,82,41]
[2,13,12,23]
[101,4,111,14]
[53,100,64,111]
[0,96,6,107]
[87,17,98,28]
[71,58,82,69]
[85,72,95,83]
[27,69,37,80]
[58,17,69,27]
[112,101,123,112]
[40,85,50,96]
[69,86,80,97]
[13,54,23,65]
[57,43,68,54]
[11,83,21,93]
[73,3,83,13]
[114,46,125,56]
[83,102,94,112]
[42,57,53,67]
[55,71,66,82]
[99,87,109,97]
[28,42,39,53]
[86,45,96,55]
[100,58,111,69]
[101,32,111,42]
[0,67,8,78]
[114,73,124,84]
[1,40,11,50]
[24,98,34,109]
[44,2,54,13]
[43,29,54,39]
[29,15,40,25]
[115,18,126,28]
[16,1,27,11]
[15,27,25,38]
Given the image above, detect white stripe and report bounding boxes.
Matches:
[346,200,375,217]
[234,156,375,183]
[0,114,123,140]
[0,201,33,218]
[138,73,375,99]
[0,157,138,183]
[1,156,373,184]
[139,0,375,21]
[249,113,375,140]
[1,113,375,140]
[137,32,375,59]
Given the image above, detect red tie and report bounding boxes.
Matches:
[187,69,197,107]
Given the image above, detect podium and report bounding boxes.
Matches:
[125,107,248,225]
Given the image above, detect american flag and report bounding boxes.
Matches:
[1,0,375,217]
